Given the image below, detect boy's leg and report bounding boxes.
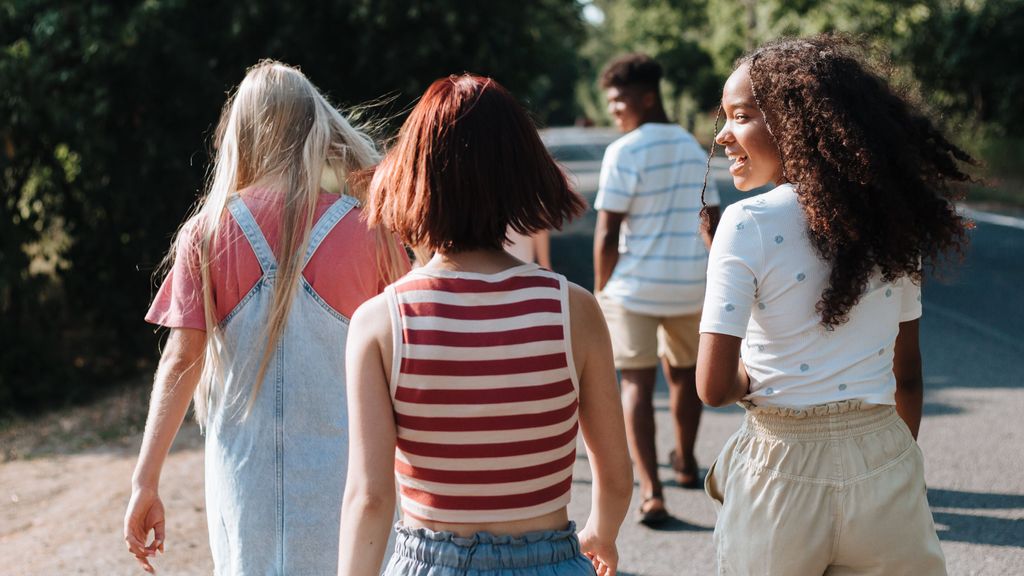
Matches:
[663,360,701,486]
[659,312,703,486]
[620,367,662,503]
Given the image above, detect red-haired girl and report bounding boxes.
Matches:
[338,74,634,576]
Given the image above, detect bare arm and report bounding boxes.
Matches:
[533,229,552,269]
[695,333,749,407]
[570,283,633,574]
[593,211,625,292]
[338,295,397,575]
[701,205,722,249]
[893,319,923,439]
[125,327,206,572]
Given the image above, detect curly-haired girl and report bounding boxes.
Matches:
[697,35,970,575]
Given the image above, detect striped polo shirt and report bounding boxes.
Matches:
[595,123,720,316]
[385,263,579,523]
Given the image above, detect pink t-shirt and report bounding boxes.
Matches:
[146,188,408,330]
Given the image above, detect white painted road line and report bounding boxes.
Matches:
[958,205,1024,230]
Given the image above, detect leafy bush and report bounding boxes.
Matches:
[0,0,585,413]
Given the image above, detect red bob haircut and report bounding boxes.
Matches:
[367,74,585,253]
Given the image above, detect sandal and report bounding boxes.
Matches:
[638,495,670,526]
[669,449,702,489]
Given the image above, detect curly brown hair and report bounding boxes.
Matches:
[720,35,974,327]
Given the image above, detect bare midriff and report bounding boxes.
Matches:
[401,507,570,538]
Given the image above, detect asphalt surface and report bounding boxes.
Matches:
[558,159,1024,576]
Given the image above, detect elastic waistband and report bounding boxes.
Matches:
[392,521,581,569]
[740,399,901,441]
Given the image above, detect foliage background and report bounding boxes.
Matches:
[2,0,1020,413]
[0,0,585,411]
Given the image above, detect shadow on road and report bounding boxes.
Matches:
[928,487,1024,548]
[929,487,1024,510]
[643,515,713,533]
[932,511,1023,548]
[922,402,963,417]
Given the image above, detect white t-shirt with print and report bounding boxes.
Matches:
[595,123,720,316]
[699,184,922,407]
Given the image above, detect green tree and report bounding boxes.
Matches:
[903,0,1024,129]
[579,0,720,131]
[0,0,586,413]
[583,0,1013,140]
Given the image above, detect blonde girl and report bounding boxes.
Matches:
[123,60,407,574]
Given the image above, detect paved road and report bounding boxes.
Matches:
[557,160,1024,575]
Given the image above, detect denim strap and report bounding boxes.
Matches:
[303,194,358,267]
[227,195,277,273]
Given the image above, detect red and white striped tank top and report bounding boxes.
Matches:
[385,263,580,524]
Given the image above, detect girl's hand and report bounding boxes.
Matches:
[579,525,618,576]
[124,486,165,573]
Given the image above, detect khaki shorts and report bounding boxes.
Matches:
[705,400,947,576]
[596,292,701,370]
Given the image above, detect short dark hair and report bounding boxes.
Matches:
[600,53,662,92]
[368,74,585,253]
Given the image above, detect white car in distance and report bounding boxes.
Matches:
[539,127,619,199]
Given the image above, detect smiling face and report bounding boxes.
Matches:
[715,63,785,191]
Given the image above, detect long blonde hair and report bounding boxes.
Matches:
[165,60,406,424]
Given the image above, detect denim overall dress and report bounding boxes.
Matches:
[204,194,358,575]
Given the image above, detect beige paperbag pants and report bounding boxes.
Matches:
[705,400,946,576]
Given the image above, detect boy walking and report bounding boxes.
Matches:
[593,53,720,524]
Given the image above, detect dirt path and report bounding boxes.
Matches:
[1,386,213,575]
[4,368,1022,575]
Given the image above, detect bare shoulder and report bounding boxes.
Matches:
[350,292,392,342]
[566,282,606,345]
[567,281,599,310]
